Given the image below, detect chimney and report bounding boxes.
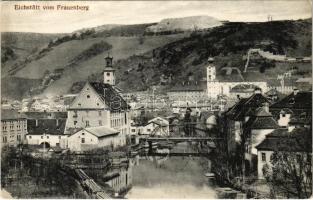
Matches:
[254,88,262,94]
[263,102,269,113]
[293,88,299,96]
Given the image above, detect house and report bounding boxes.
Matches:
[26,118,67,149]
[1,109,28,147]
[256,127,312,179]
[270,89,312,128]
[65,55,130,147]
[67,126,121,152]
[224,89,270,154]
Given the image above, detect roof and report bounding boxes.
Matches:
[296,77,312,84]
[230,84,260,93]
[265,88,286,99]
[270,91,312,110]
[169,81,206,92]
[1,109,26,120]
[89,82,130,111]
[23,111,67,119]
[27,119,67,135]
[85,126,119,138]
[256,128,312,152]
[254,107,272,117]
[245,116,279,129]
[225,93,270,120]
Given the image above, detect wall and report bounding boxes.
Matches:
[26,134,68,148]
[68,130,99,152]
[257,150,273,179]
[250,129,275,155]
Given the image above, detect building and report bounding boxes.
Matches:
[244,105,280,172]
[267,78,297,94]
[229,84,261,99]
[206,58,268,99]
[167,81,207,103]
[67,126,121,152]
[26,118,67,149]
[256,127,312,179]
[130,119,170,137]
[1,110,27,147]
[65,55,130,147]
[225,89,270,154]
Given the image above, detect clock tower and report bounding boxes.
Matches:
[103,54,116,85]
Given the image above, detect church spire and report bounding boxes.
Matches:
[103,53,115,85]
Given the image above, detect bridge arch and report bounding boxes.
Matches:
[40,142,50,148]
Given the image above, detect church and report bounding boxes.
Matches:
[206,57,268,99]
[65,55,131,150]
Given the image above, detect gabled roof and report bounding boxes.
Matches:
[1,109,26,120]
[23,111,67,119]
[256,127,312,152]
[27,119,67,135]
[254,107,272,117]
[246,116,279,130]
[225,93,270,121]
[270,91,312,110]
[84,126,119,138]
[89,82,130,111]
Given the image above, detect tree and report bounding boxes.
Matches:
[263,151,312,198]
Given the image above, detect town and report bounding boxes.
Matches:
[1,50,312,198]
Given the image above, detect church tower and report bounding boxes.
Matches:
[103,54,116,85]
[206,57,216,82]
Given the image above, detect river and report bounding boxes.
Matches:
[126,156,217,198]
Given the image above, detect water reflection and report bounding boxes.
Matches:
[126,156,217,198]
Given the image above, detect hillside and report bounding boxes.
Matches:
[1,18,311,99]
[102,19,312,92]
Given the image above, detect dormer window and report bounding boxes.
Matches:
[78,103,81,106]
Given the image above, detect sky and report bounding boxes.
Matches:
[1,0,312,33]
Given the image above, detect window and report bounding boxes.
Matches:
[107,72,110,76]
[41,136,44,139]
[17,135,21,141]
[261,153,266,161]
[99,120,102,126]
[29,136,32,139]
[82,132,85,135]
[47,136,49,139]
[147,129,151,132]
[85,121,89,127]
[59,136,61,139]
[3,136,7,143]
[98,111,102,116]
[81,138,85,143]
[132,129,136,132]
[56,143,60,147]
[78,103,81,106]
[74,121,77,125]
[87,95,90,98]
[107,80,110,82]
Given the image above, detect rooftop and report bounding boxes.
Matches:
[1,109,27,120]
[256,127,312,152]
[85,126,119,138]
[27,119,67,135]
[270,91,312,110]
[89,82,130,111]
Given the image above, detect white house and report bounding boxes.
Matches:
[67,126,121,152]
